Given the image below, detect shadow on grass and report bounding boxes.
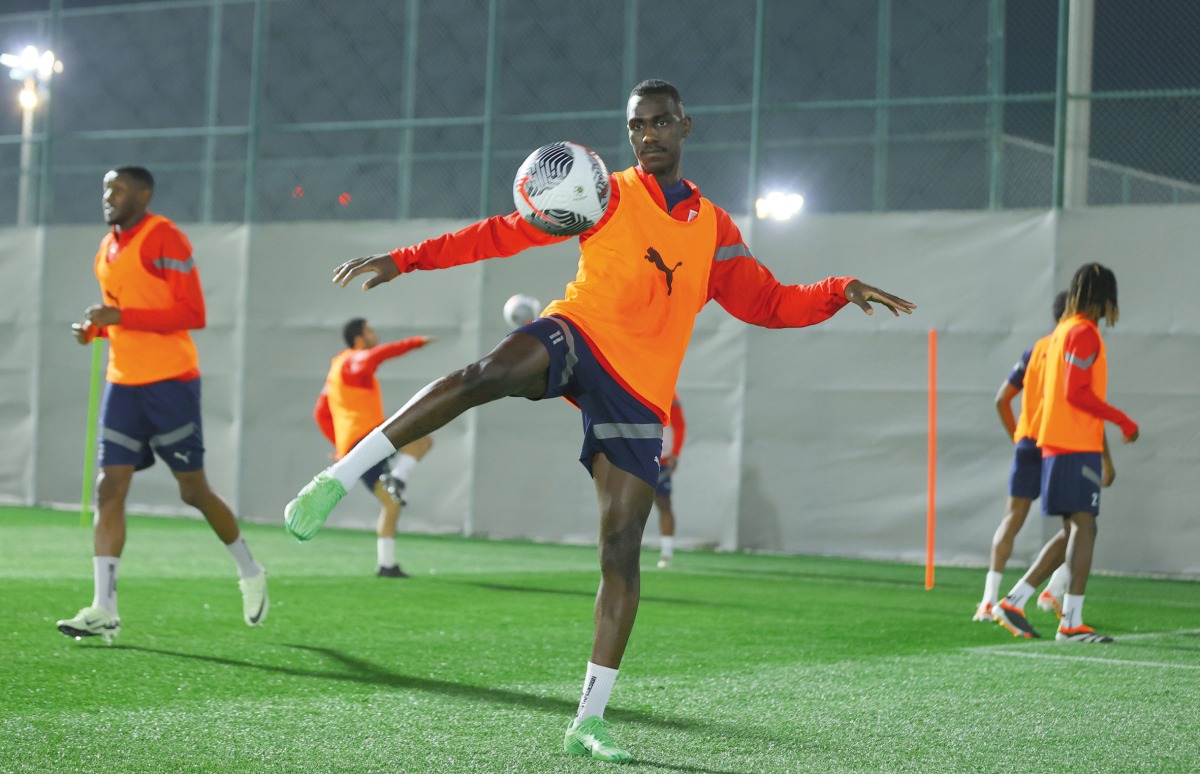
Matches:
[447,579,732,608]
[107,643,772,772]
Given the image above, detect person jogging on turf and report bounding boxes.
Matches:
[313,317,435,577]
[284,79,916,762]
[653,392,685,569]
[992,263,1138,644]
[59,166,268,642]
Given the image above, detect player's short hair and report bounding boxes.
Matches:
[1064,263,1119,326]
[1052,290,1068,322]
[343,317,368,347]
[112,166,155,191]
[630,79,684,109]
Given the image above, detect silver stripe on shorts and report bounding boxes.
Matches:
[1081,464,1102,488]
[101,427,144,453]
[150,421,197,448]
[593,422,663,441]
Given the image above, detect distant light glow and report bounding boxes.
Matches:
[755,191,805,221]
[18,82,37,109]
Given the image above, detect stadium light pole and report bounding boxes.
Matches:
[2,45,63,226]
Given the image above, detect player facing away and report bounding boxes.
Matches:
[59,166,268,642]
[992,263,1138,643]
[973,292,1097,621]
[314,318,435,576]
[653,393,685,569]
[284,79,916,762]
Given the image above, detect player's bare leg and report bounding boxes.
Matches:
[1056,512,1109,641]
[590,455,655,667]
[175,468,267,625]
[373,481,406,577]
[975,495,1032,620]
[655,492,676,568]
[93,464,135,556]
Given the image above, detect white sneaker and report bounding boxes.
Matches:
[238,570,269,626]
[657,556,673,569]
[57,605,121,642]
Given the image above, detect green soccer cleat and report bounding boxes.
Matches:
[284,472,347,542]
[564,716,632,763]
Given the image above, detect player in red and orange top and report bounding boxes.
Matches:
[992,263,1138,644]
[653,393,686,569]
[313,318,435,577]
[58,166,268,643]
[285,80,916,761]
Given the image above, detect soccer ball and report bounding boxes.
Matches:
[513,142,610,236]
[503,293,542,329]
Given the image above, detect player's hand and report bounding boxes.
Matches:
[333,254,400,291]
[666,456,679,474]
[844,280,916,317]
[1122,427,1139,444]
[83,304,121,327]
[1101,455,1115,487]
[422,335,437,345]
[70,322,96,345]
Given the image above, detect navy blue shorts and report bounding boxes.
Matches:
[1008,436,1042,500]
[655,465,673,497]
[1041,451,1103,517]
[360,458,389,493]
[513,316,663,489]
[98,378,205,472]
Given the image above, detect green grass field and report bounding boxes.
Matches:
[2,505,1197,773]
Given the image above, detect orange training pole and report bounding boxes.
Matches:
[926,328,937,589]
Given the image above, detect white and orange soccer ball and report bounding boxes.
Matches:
[513,141,610,236]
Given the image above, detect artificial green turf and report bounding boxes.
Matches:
[2,505,1197,773]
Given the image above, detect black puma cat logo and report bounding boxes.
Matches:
[644,247,683,295]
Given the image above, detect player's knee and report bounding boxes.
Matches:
[599,521,643,583]
[459,357,519,401]
[178,482,209,509]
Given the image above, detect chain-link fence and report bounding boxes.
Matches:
[2,0,1200,226]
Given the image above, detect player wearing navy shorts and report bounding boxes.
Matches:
[284,80,916,761]
[992,264,1138,643]
[973,292,1078,622]
[58,166,268,642]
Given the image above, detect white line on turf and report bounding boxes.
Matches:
[972,650,1200,670]
[967,628,1200,670]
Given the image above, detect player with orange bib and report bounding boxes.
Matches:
[992,263,1138,643]
[313,318,434,576]
[284,80,916,761]
[58,166,268,642]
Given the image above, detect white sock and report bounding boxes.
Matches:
[575,662,619,721]
[660,536,674,560]
[1061,594,1085,629]
[329,428,397,490]
[389,453,418,484]
[377,537,396,568]
[225,535,262,579]
[983,571,1003,605]
[92,556,119,614]
[1046,564,1071,599]
[1004,581,1036,610]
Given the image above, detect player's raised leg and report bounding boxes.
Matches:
[285,333,551,541]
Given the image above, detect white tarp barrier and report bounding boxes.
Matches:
[7,205,1199,575]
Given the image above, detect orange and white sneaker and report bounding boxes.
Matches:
[993,599,1041,639]
[1037,590,1063,619]
[972,601,994,622]
[1056,624,1113,643]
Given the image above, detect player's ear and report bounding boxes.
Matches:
[681,115,692,139]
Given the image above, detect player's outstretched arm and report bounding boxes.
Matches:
[333,254,400,291]
[844,280,917,316]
